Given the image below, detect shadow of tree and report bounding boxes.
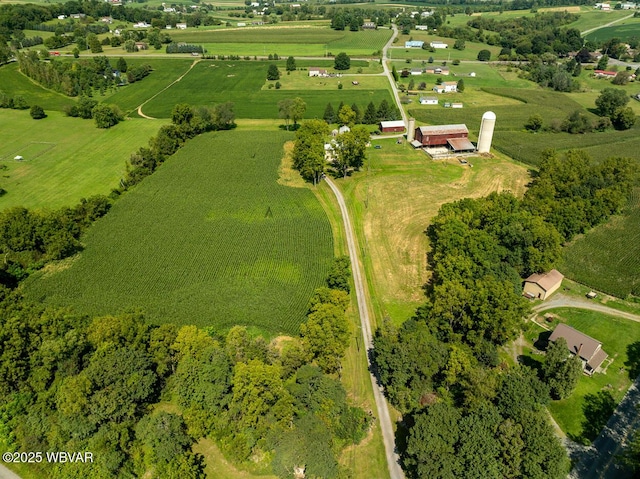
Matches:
[580,390,616,442]
[624,341,640,380]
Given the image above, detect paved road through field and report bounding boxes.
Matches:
[324,176,405,479]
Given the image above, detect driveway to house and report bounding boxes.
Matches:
[324,176,405,479]
[533,294,640,323]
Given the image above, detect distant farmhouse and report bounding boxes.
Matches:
[405,40,425,48]
[595,2,611,9]
[362,21,377,29]
[549,324,608,375]
[430,41,448,49]
[523,269,564,300]
[433,81,458,93]
[425,66,449,75]
[594,69,617,78]
[308,67,328,77]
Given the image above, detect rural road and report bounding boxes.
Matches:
[0,464,21,479]
[533,294,640,323]
[381,24,408,127]
[323,176,405,479]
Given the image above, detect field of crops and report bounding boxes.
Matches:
[25,130,334,336]
[0,110,166,210]
[141,60,394,119]
[168,26,392,56]
[585,18,640,42]
[559,189,640,299]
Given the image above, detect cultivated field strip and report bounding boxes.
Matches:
[26,131,333,336]
[560,188,640,299]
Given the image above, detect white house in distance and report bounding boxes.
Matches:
[523,269,564,300]
[430,41,448,49]
[176,23,187,29]
[420,96,438,105]
[308,68,328,77]
[415,25,430,31]
[405,40,425,48]
[433,81,458,93]
[548,323,608,375]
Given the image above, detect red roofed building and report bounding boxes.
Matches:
[594,70,618,78]
[414,124,469,147]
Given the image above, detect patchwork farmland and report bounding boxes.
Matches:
[25,131,334,337]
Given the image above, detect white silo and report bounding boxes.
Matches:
[407,118,416,142]
[477,111,496,153]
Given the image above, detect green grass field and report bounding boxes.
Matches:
[559,189,640,299]
[140,60,394,119]
[585,17,640,42]
[25,130,334,337]
[528,309,640,439]
[168,26,392,56]
[389,37,502,62]
[0,110,166,210]
[0,62,74,111]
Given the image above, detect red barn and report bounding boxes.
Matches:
[380,120,406,133]
[414,124,469,147]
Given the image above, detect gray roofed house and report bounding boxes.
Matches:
[549,323,608,375]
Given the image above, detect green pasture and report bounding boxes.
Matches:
[169,26,392,56]
[525,308,640,440]
[140,60,394,118]
[571,9,634,33]
[25,130,334,337]
[0,110,166,210]
[560,189,640,299]
[585,17,640,42]
[103,58,194,115]
[0,62,74,112]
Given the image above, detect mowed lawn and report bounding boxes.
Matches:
[560,189,640,299]
[0,62,74,111]
[25,130,334,337]
[528,309,640,440]
[141,60,394,119]
[0,110,166,210]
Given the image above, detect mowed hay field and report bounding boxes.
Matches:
[25,131,334,337]
[340,138,530,325]
[585,18,640,42]
[0,110,167,210]
[141,60,394,119]
[0,62,73,111]
[559,189,640,299]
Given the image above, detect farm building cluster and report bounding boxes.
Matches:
[403,111,496,158]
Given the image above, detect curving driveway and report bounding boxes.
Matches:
[323,177,405,479]
[533,294,640,323]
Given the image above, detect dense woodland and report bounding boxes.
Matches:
[371,149,637,478]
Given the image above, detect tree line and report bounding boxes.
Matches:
[371,149,638,478]
[323,99,400,125]
[0,251,366,478]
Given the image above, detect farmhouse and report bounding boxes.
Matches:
[133,21,151,28]
[176,23,187,29]
[433,81,458,93]
[410,68,423,75]
[430,41,448,49]
[523,269,564,300]
[594,70,617,78]
[362,22,377,29]
[405,41,425,48]
[416,25,430,31]
[620,2,637,8]
[425,67,450,75]
[308,68,328,77]
[420,96,438,105]
[380,120,406,133]
[549,323,608,375]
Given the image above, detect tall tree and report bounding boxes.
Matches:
[363,101,378,124]
[337,104,356,127]
[267,63,280,80]
[323,103,335,124]
[286,56,296,71]
[334,52,351,70]
[543,337,582,399]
